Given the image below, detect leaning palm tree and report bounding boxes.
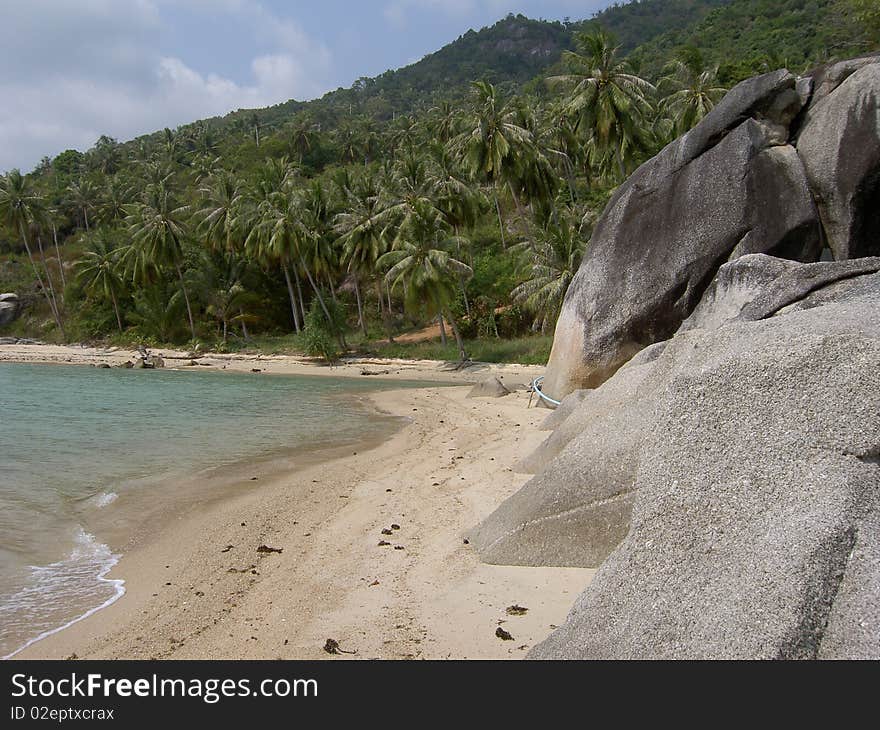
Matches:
[75,231,127,333]
[378,200,472,361]
[0,169,64,333]
[548,29,655,180]
[124,181,196,340]
[659,48,727,136]
[511,210,590,333]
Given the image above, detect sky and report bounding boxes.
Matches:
[0,0,613,174]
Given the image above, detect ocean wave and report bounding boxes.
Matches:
[0,528,125,660]
[91,491,118,508]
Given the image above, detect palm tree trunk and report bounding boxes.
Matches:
[36,232,62,331]
[494,190,507,249]
[175,260,196,341]
[445,309,467,362]
[282,263,301,333]
[508,181,528,223]
[292,265,306,324]
[454,225,470,317]
[354,272,367,338]
[18,223,63,334]
[299,254,346,350]
[239,309,249,340]
[110,288,123,333]
[222,318,228,344]
[52,222,66,289]
[327,272,338,303]
[438,314,448,345]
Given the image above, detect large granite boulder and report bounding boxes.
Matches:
[801,54,880,115]
[526,266,880,659]
[543,56,880,399]
[681,254,880,331]
[542,70,823,400]
[0,293,21,327]
[470,357,662,567]
[797,63,880,260]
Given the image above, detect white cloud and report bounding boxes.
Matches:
[0,0,333,172]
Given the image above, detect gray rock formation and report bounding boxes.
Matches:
[0,293,21,327]
[467,375,510,398]
[797,63,880,260]
[538,390,589,432]
[529,267,880,659]
[470,356,661,567]
[680,254,880,331]
[472,58,880,659]
[542,56,880,399]
[542,71,823,400]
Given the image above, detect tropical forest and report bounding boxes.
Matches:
[1,0,877,364]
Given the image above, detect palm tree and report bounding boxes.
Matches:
[427,145,482,315]
[128,283,186,343]
[428,100,460,144]
[188,122,219,159]
[66,178,100,231]
[455,81,532,247]
[335,169,385,336]
[511,210,590,332]
[98,177,133,225]
[288,114,319,163]
[124,181,197,341]
[659,47,727,136]
[75,231,127,332]
[160,127,184,165]
[548,29,654,180]
[295,181,347,347]
[191,251,254,345]
[378,199,472,361]
[0,170,64,333]
[195,170,243,254]
[249,113,270,147]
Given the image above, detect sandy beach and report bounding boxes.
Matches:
[3,344,593,660]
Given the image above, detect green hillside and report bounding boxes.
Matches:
[1,0,875,361]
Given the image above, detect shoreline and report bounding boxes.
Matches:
[11,357,593,660]
[0,342,542,385]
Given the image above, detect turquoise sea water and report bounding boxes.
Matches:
[0,363,422,658]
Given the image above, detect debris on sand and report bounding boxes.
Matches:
[506,605,528,616]
[495,627,515,641]
[256,544,283,554]
[323,638,357,655]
